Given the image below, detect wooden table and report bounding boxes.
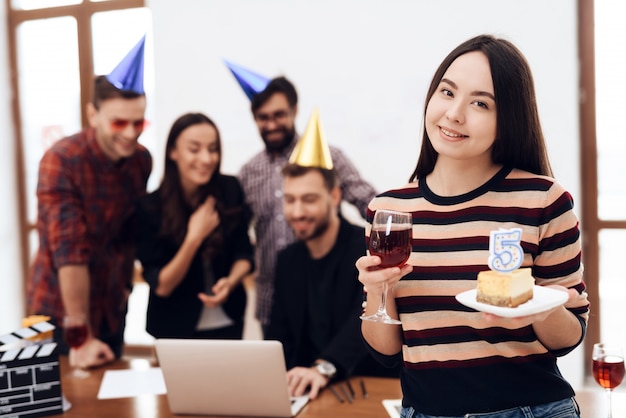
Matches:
[53,355,626,417]
[54,356,402,417]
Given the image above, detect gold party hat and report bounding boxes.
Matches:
[289,108,334,169]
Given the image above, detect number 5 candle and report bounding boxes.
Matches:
[487,228,523,273]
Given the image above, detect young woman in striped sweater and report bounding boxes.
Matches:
[357,35,588,417]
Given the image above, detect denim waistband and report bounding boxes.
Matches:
[401,397,580,418]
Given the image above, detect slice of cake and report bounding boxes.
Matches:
[476,268,535,308]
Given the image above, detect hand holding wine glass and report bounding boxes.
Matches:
[360,209,412,324]
[64,315,90,378]
[592,343,625,418]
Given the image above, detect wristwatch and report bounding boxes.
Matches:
[314,360,337,380]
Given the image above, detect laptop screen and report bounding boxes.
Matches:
[154,339,308,417]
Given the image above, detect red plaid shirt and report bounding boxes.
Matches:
[27,127,152,336]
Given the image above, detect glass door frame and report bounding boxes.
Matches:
[578,0,626,376]
[578,0,599,375]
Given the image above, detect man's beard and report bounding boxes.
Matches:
[292,211,331,242]
[261,126,296,153]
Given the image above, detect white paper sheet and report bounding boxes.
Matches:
[97,367,167,399]
[382,399,402,418]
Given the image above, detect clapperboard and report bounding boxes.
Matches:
[0,322,63,417]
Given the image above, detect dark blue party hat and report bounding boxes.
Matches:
[106,35,146,94]
[224,60,270,101]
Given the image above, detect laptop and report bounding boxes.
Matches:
[154,339,309,417]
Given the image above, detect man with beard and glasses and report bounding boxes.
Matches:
[264,121,397,401]
[237,76,376,335]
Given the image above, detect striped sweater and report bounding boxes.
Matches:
[366,166,589,415]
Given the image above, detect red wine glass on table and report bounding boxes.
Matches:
[360,209,412,325]
[64,315,90,378]
[592,343,625,418]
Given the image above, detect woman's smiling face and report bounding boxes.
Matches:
[425,51,497,165]
[169,122,220,195]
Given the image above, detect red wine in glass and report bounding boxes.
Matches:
[65,324,88,348]
[63,315,91,378]
[360,209,412,325]
[593,356,625,390]
[592,343,625,417]
[369,228,412,268]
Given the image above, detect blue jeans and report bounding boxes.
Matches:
[400,397,580,418]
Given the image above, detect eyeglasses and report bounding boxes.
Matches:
[254,110,291,124]
[109,118,148,133]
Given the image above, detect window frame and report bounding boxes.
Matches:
[5,0,144,315]
[578,0,626,376]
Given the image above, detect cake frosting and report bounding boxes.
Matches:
[476,267,534,308]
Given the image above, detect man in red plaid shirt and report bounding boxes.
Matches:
[27,39,152,368]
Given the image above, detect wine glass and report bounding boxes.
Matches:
[592,343,625,417]
[360,209,412,324]
[63,315,90,378]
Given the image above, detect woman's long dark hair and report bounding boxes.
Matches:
[158,112,232,258]
[409,34,553,182]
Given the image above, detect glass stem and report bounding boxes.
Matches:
[607,389,613,418]
[377,282,389,315]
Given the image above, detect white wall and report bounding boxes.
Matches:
[148,0,580,200]
[0,0,584,386]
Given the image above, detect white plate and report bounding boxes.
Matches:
[455,286,569,318]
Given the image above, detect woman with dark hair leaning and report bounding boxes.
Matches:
[136,113,254,339]
[357,35,589,417]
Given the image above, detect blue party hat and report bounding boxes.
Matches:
[224,60,270,101]
[106,35,146,94]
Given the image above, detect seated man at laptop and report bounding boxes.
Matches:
[265,114,397,400]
